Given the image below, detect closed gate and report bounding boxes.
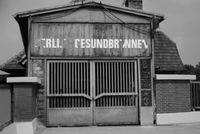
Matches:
[47,60,138,126]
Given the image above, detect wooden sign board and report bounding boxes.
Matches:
[31,23,151,57]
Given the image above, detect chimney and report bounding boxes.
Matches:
[124,0,143,10]
[70,0,87,4]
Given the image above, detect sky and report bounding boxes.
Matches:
[0,0,200,66]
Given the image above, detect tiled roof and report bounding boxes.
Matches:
[0,70,10,75]
[0,31,184,73]
[0,50,26,71]
[154,31,184,72]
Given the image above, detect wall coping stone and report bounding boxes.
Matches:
[156,74,196,80]
[7,77,41,84]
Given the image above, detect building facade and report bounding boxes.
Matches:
[1,0,195,127]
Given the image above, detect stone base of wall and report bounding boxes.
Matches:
[0,118,38,134]
[157,111,200,125]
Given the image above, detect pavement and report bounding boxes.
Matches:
[35,123,200,134]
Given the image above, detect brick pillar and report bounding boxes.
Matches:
[7,77,41,122]
[139,59,154,125]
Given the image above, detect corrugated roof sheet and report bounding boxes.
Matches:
[154,31,184,72]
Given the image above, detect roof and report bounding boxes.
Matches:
[0,31,184,73]
[0,70,10,76]
[0,50,26,71]
[14,1,164,20]
[14,1,164,52]
[154,31,184,72]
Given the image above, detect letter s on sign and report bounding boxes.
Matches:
[75,39,80,48]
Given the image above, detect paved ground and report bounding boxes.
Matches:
[36,123,200,134]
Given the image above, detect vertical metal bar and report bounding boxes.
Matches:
[196,83,197,107]
[71,97,73,108]
[74,63,77,93]
[75,63,77,107]
[100,62,102,95]
[111,62,114,106]
[66,63,68,94]
[126,62,128,93]
[111,62,113,93]
[99,62,102,106]
[105,62,108,93]
[123,62,125,92]
[54,97,56,108]
[131,62,133,92]
[194,83,196,107]
[81,63,84,107]
[78,63,80,94]
[121,62,125,105]
[53,63,56,94]
[91,61,95,123]
[56,63,58,94]
[80,63,83,94]
[50,62,52,95]
[83,63,85,107]
[196,83,198,107]
[59,62,63,94]
[103,62,105,94]
[115,62,117,94]
[82,63,84,95]
[108,62,111,95]
[88,62,90,96]
[193,83,195,108]
[48,62,50,94]
[195,83,197,107]
[78,63,80,107]
[191,83,194,109]
[197,83,200,107]
[58,63,60,94]
[106,62,109,106]
[86,62,88,96]
[95,63,98,107]
[48,63,51,94]
[101,62,105,107]
[96,63,98,96]
[120,62,122,93]
[134,61,138,98]
[197,83,199,107]
[56,96,57,108]
[53,97,55,108]
[63,63,65,94]
[128,62,131,92]
[117,62,120,93]
[197,83,198,107]
[69,62,71,94]
[72,62,75,94]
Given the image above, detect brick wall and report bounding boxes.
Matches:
[140,59,151,89]
[13,84,37,121]
[140,59,152,107]
[156,80,191,113]
[32,60,45,124]
[0,84,11,126]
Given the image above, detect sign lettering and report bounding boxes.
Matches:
[38,38,148,49]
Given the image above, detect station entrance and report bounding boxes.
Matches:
[47,60,138,126]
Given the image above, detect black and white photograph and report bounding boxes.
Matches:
[0,0,200,134]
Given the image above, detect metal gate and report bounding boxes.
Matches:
[47,60,138,126]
